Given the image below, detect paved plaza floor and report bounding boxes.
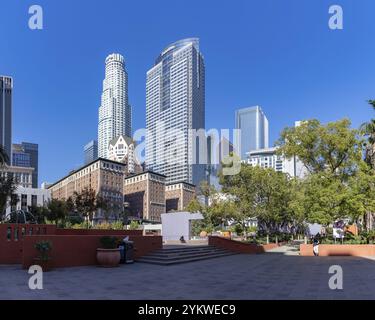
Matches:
[1,246,375,300]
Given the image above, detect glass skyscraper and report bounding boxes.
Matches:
[84,140,98,164]
[146,38,205,186]
[12,142,39,188]
[98,53,132,159]
[235,106,269,160]
[0,76,12,164]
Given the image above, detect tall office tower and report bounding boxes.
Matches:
[84,140,98,164]
[98,53,131,159]
[12,143,31,168]
[12,142,39,188]
[235,106,269,160]
[0,76,12,164]
[145,38,205,186]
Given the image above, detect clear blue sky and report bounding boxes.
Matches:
[1,0,374,186]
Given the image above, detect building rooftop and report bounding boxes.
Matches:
[48,157,127,189]
[125,170,167,179]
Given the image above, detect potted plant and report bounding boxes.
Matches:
[34,241,53,272]
[96,236,121,267]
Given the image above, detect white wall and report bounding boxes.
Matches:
[161,212,203,242]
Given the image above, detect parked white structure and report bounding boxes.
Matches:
[5,186,51,216]
[246,146,307,178]
[98,53,131,158]
[161,211,203,242]
[145,38,206,186]
[108,135,138,174]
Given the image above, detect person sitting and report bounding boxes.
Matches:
[180,236,186,243]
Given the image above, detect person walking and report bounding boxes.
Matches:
[313,234,320,256]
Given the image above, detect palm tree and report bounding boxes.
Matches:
[0,145,9,167]
[360,100,375,169]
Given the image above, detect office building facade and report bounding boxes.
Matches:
[49,158,126,223]
[98,53,132,159]
[235,106,269,160]
[0,76,12,164]
[84,140,98,164]
[145,38,205,186]
[0,165,34,188]
[124,171,167,222]
[246,147,307,179]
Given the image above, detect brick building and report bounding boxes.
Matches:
[49,158,126,222]
[49,159,196,224]
[165,182,196,213]
[124,171,166,222]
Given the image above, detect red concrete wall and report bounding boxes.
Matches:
[0,224,56,264]
[55,229,142,236]
[208,236,283,254]
[0,224,154,266]
[300,244,375,257]
[22,235,162,269]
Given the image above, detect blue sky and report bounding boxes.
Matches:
[0,0,374,185]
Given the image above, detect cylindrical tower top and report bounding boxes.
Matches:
[105,53,125,65]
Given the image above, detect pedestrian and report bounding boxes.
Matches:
[313,234,320,256]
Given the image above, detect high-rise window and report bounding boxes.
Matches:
[235,106,269,160]
[98,54,131,159]
[145,39,205,186]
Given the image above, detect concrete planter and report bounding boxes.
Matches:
[96,248,121,267]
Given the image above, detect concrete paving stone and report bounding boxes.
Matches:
[2,248,375,299]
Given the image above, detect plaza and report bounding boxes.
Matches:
[2,246,375,300]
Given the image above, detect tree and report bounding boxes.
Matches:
[0,174,17,221]
[29,205,49,224]
[71,188,106,226]
[46,199,68,225]
[0,145,9,166]
[360,100,375,169]
[186,182,236,235]
[277,119,362,179]
[220,165,294,240]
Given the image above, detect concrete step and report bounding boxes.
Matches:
[137,251,237,266]
[150,247,226,258]
[137,245,237,265]
[141,248,233,262]
[155,245,212,253]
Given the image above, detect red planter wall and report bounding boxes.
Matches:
[22,235,162,269]
[208,236,283,254]
[300,244,375,257]
[0,224,57,264]
[0,224,159,267]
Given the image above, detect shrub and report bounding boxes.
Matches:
[34,241,52,261]
[96,222,111,230]
[129,221,140,230]
[99,236,119,249]
[111,221,124,230]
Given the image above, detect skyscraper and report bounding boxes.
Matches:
[0,76,12,164]
[84,140,98,164]
[12,142,39,188]
[235,106,269,160]
[98,53,131,159]
[145,38,205,186]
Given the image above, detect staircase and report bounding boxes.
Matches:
[137,245,237,265]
